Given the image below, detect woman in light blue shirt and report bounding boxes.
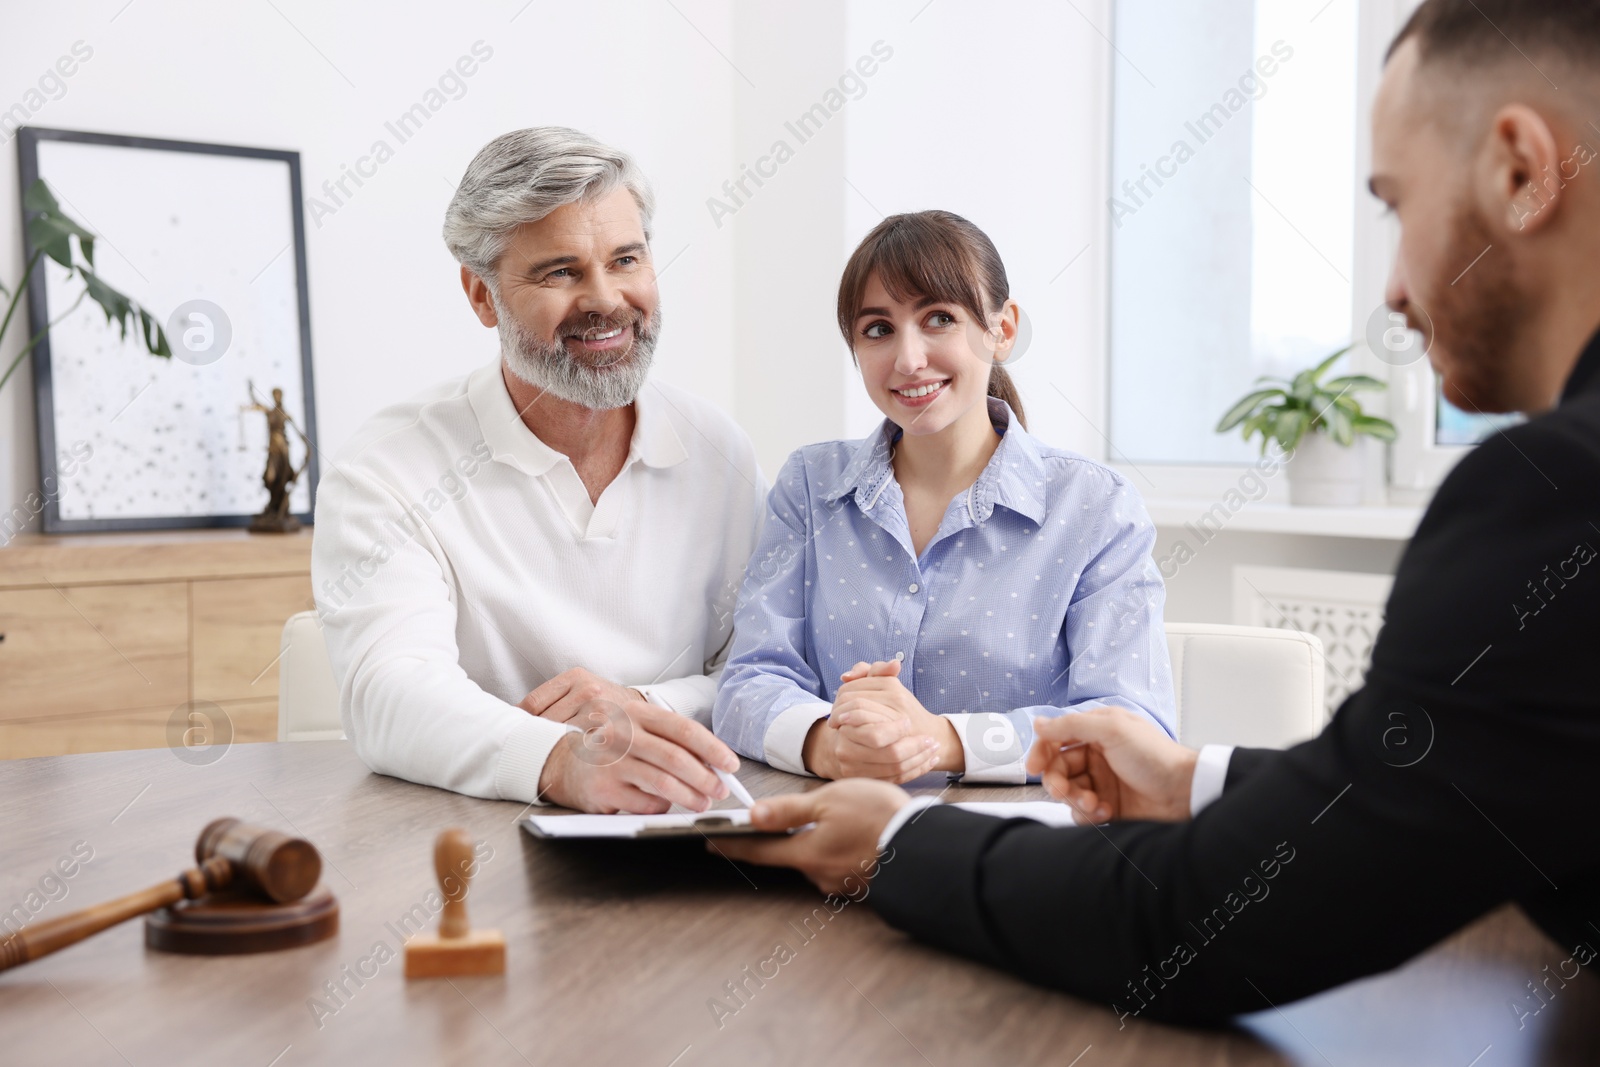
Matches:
[713,210,1174,784]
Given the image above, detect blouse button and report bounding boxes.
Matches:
[908,583,920,593]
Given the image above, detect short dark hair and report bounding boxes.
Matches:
[1389,0,1600,68]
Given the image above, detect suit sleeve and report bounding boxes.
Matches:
[1222,747,1275,790]
[872,419,1600,1023]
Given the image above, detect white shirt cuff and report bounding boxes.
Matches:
[762,702,833,776]
[877,795,941,852]
[1189,744,1235,816]
[944,712,1028,784]
[494,716,581,805]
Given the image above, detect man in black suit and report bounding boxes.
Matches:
[719,0,1600,1023]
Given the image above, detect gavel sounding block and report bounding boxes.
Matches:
[145,886,339,955]
[404,827,505,978]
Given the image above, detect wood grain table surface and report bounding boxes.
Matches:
[1,740,1596,1066]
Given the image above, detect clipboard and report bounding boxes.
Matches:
[520,800,1076,841]
[521,809,790,840]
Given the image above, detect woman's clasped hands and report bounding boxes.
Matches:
[802,659,963,782]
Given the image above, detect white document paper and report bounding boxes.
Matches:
[951,800,1078,827]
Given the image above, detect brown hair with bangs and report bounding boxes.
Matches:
[837,210,1026,429]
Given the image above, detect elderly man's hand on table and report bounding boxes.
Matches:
[715,779,912,895]
[520,667,645,723]
[533,685,740,814]
[1024,705,1198,823]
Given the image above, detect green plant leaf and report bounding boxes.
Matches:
[1215,388,1285,432]
[24,180,97,269]
[1352,414,1398,442]
[1328,405,1355,446]
[80,268,133,338]
[1322,374,1386,393]
[22,179,59,215]
[1307,390,1334,424]
[27,215,74,269]
[1307,343,1354,383]
[138,307,172,358]
[1252,413,1274,452]
[1276,409,1309,453]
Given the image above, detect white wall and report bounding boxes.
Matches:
[841,0,1111,458]
[1155,528,1404,624]
[0,0,738,528]
[720,0,1112,477]
[729,0,852,476]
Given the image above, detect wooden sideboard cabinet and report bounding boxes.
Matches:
[0,530,314,759]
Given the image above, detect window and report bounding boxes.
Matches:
[1390,358,1523,488]
[1108,0,1360,466]
[1437,392,1520,447]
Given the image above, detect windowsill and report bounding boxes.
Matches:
[1144,498,1422,540]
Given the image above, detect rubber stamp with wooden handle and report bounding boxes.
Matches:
[403,828,504,978]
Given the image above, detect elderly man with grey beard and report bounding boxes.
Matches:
[312,127,765,814]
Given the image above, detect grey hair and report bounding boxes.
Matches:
[442,126,655,291]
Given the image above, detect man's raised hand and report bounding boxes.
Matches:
[1024,706,1198,823]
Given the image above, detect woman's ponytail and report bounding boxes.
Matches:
[987,365,1026,429]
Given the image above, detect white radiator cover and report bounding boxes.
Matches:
[1231,565,1394,715]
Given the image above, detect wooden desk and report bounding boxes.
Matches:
[3,742,1596,1066]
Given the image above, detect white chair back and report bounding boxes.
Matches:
[277,610,344,741]
[1166,622,1326,750]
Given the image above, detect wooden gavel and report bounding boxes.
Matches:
[0,817,321,973]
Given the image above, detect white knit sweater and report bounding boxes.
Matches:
[311,359,765,804]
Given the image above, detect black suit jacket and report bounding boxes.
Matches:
[872,333,1600,1024]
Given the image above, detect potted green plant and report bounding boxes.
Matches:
[1215,344,1397,506]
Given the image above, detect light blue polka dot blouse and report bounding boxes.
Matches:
[712,398,1176,783]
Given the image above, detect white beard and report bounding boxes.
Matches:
[500,305,660,411]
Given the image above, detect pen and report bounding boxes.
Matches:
[714,765,756,807]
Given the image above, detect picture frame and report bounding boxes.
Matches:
[17,125,319,532]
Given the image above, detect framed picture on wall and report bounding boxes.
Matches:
[17,125,319,532]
